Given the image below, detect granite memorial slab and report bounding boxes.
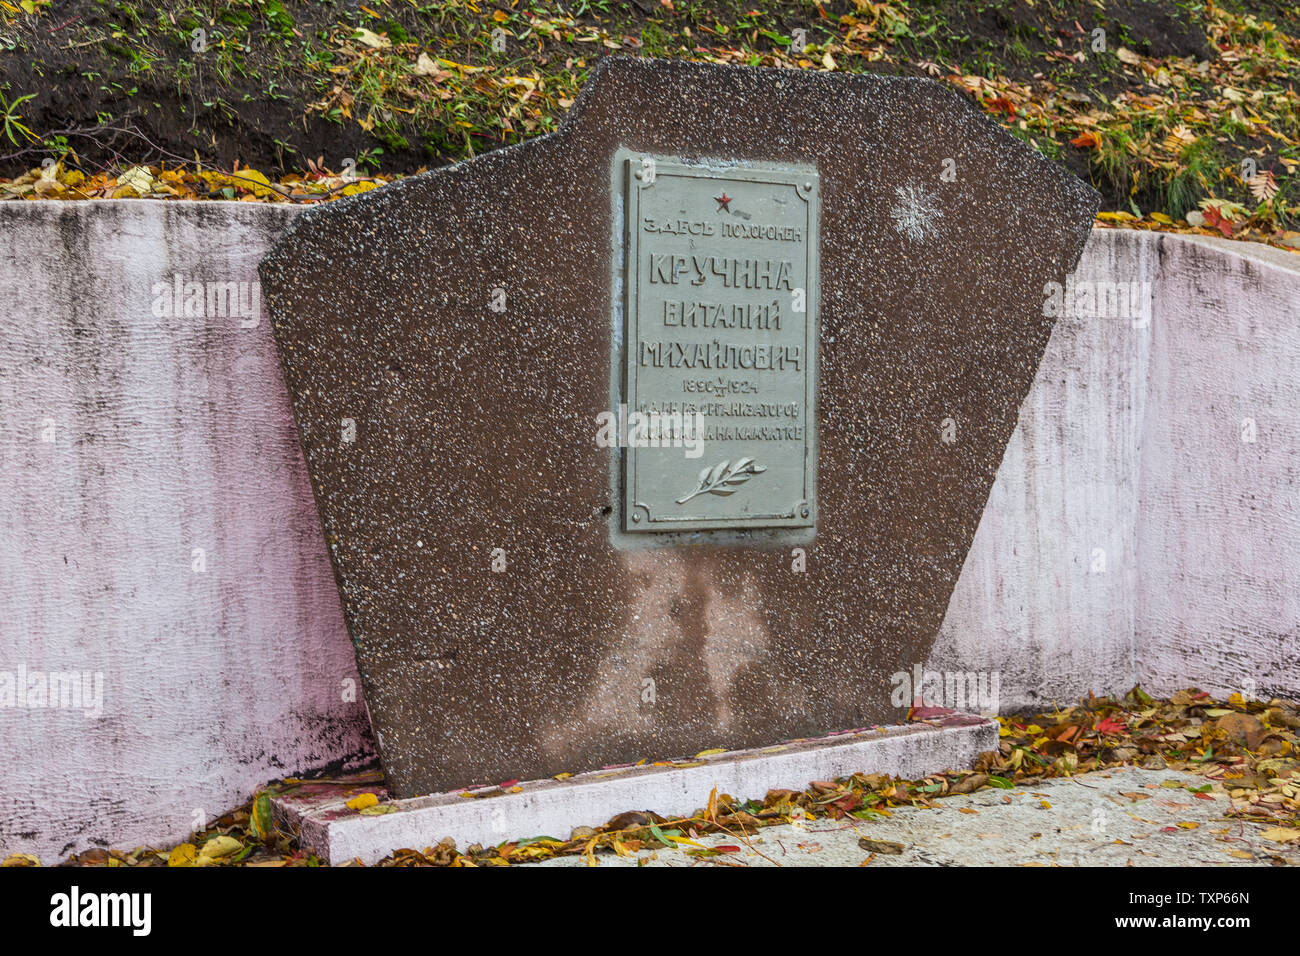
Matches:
[261,57,1098,799]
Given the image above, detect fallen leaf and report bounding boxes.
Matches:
[858,837,905,855]
[346,792,380,811]
[249,792,273,841]
[1216,712,1263,742]
[1096,716,1127,734]
[167,843,196,867]
[116,166,157,196]
[1248,170,1279,203]
[197,835,242,863]
[354,27,390,48]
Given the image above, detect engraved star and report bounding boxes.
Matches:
[714,191,733,212]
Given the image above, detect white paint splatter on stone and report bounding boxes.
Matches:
[890,183,944,243]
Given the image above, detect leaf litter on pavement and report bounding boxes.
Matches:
[7,686,1295,868]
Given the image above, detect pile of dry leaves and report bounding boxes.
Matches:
[7,686,1294,868]
[0,158,388,203]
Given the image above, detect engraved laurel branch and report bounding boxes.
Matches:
[676,457,767,505]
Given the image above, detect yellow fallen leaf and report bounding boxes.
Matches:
[1150,212,1174,224]
[1177,821,1200,829]
[230,168,277,198]
[695,748,726,758]
[438,57,481,73]
[197,836,242,863]
[668,836,708,848]
[117,166,157,196]
[346,792,379,811]
[1260,827,1300,844]
[2,853,41,867]
[167,843,197,867]
[341,181,379,197]
[1116,47,1141,65]
[354,27,390,49]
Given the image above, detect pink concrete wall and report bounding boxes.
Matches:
[0,201,1295,861]
[1135,236,1300,700]
[931,229,1300,710]
[0,201,372,864]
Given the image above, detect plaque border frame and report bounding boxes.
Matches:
[620,155,820,534]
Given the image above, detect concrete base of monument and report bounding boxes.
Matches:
[271,712,997,866]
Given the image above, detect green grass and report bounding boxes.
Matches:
[0,0,1295,228]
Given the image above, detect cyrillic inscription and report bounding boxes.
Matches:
[621,156,819,532]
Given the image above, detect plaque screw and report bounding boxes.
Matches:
[801,507,810,517]
[803,182,813,191]
[633,170,642,180]
[631,514,640,522]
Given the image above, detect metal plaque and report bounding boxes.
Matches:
[621,155,819,533]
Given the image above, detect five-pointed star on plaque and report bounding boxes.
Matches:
[714,191,733,212]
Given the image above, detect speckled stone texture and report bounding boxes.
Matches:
[261,57,1098,799]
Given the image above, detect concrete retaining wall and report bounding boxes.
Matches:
[0,201,373,863]
[0,200,1296,862]
[930,230,1300,710]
